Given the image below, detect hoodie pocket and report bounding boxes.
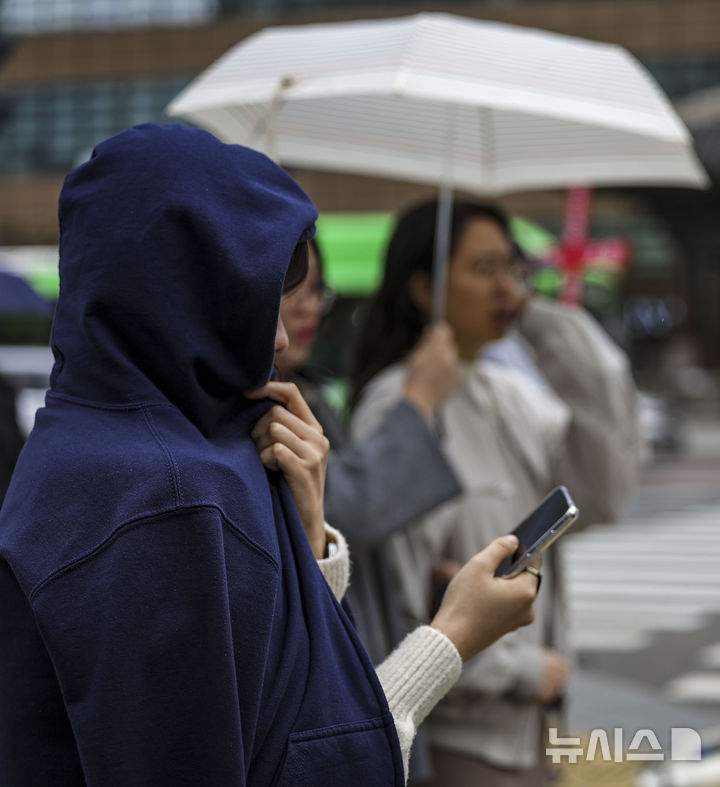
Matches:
[274,715,401,787]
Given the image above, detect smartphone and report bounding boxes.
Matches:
[494,486,579,578]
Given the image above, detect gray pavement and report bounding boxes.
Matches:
[560,410,720,783]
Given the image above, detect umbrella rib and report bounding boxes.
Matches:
[478,105,495,192]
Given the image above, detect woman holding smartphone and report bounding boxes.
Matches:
[0,124,539,787]
[275,237,464,667]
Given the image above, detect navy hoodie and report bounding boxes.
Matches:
[0,123,403,786]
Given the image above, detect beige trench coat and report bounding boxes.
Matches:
[351,297,645,770]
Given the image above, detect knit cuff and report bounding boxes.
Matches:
[376,625,462,730]
[317,523,350,602]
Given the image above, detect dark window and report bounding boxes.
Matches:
[0,78,192,175]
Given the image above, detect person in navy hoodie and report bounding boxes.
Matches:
[0,123,538,786]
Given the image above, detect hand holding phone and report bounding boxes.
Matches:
[494,486,579,578]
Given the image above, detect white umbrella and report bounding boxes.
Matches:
[166,12,708,318]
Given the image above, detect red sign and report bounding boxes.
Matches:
[546,187,631,304]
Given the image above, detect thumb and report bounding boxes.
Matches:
[480,534,519,572]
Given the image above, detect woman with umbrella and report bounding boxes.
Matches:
[351,198,644,785]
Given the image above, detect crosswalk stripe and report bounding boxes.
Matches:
[665,672,720,702]
[564,556,720,568]
[565,568,720,583]
[698,643,720,669]
[562,502,720,653]
[569,584,720,599]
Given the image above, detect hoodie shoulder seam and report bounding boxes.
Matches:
[28,503,280,604]
[47,391,173,411]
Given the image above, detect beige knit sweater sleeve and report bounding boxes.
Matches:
[318,526,462,782]
[317,523,349,600]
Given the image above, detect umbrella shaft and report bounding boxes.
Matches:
[432,185,453,323]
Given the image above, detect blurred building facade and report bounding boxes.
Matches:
[0,0,719,375]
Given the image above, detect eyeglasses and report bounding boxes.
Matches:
[468,254,527,280]
[286,283,337,314]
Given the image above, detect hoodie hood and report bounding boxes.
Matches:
[51,123,317,434]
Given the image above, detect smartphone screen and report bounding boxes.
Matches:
[495,486,578,577]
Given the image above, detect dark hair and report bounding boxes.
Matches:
[283,239,309,294]
[351,199,510,404]
[308,236,325,278]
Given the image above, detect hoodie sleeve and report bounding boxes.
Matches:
[30,508,277,787]
[517,297,646,526]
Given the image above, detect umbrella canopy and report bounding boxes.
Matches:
[0,270,54,316]
[167,12,708,195]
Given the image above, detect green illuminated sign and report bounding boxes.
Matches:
[315,211,558,297]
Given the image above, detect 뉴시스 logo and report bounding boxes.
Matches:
[546,727,703,764]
